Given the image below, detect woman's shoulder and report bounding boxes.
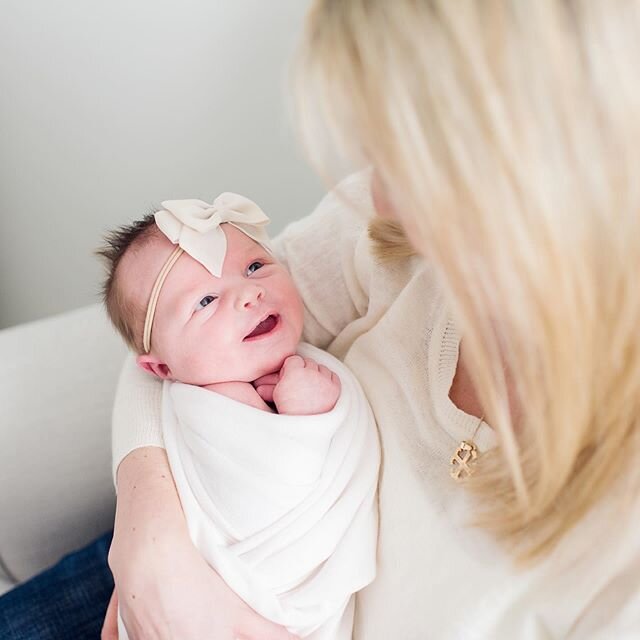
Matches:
[276,169,374,249]
[321,168,376,224]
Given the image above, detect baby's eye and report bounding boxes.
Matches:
[195,295,217,311]
[246,261,264,275]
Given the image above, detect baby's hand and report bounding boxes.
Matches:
[255,356,341,415]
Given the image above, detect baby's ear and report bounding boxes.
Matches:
[136,354,172,380]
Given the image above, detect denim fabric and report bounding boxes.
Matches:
[0,531,114,639]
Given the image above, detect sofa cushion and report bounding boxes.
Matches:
[0,304,126,584]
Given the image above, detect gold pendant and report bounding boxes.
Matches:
[450,440,478,480]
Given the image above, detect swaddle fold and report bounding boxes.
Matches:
[163,343,379,639]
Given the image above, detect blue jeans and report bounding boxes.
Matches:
[0,531,114,639]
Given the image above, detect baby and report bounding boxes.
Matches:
[99,193,380,640]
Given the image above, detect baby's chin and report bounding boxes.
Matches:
[176,350,297,385]
[250,348,298,379]
[171,334,302,384]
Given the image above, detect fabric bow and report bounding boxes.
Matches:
[154,193,272,277]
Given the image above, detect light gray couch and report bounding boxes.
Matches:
[0,304,127,595]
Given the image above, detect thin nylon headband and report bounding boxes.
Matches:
[142,245,184,353]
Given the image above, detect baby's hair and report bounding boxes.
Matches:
[96,211,158,353]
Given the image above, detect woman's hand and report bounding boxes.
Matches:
[101,589,118,640]
[110,538,298,640]
[106,447,299,640]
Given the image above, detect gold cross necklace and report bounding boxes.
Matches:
[449,414,484,481]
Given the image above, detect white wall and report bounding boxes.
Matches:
[0,0,322,329]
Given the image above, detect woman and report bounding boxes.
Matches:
[107,1,640,637]
[3,1,638,638]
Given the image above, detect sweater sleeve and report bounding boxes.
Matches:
[111,170,375,479]
[111,353,164,483]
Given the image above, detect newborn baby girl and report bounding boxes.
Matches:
[99,193,380,640]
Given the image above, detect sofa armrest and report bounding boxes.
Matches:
[0,304,126,591]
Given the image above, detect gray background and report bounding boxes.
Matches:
[0,0,323,330]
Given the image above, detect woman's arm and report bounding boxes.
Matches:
[108,447,298,640]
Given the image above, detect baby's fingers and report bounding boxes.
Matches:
[281,355,305,373]
[253,373,280,387]
[255,384,276,403]
[318,364,334,378]
[302,357,319,372]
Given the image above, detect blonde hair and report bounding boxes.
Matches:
[294,0,640,561]
[368,218,416,262]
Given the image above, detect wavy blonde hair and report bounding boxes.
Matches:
[294,0,640,561]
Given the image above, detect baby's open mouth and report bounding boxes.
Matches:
[244,314,280,341]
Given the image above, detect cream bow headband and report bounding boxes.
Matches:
[142,192,272,353]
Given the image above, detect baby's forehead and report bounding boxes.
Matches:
[217,225,272,269]
[118,229,173,296]
[223,223,268,252]
[132,228,174,267]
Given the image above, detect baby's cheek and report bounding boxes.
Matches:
[197,349,227,381]
[178,343,218,384]
[287,288,305,337]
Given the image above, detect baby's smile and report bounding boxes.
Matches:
[244,313,281,341]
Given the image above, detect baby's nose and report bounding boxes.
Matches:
[236,285,265,310]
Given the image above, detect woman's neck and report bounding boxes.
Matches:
[448,340,485,421]
[450,340,520,430]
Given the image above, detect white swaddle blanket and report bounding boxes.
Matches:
[161,342,379,639]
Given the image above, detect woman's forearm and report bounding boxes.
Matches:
[114,445,186,538]
[108,446,298,640]
[110,446,188,581]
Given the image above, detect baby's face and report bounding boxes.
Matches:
[130,225,304,385]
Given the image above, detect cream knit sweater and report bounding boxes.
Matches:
[113,172,640,639]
